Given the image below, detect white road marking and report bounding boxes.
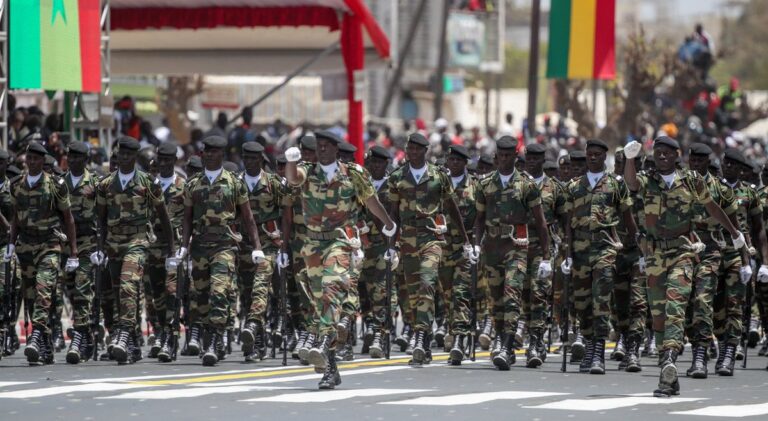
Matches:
[243,388,428,403]
[524,396,707,411]
[0,382,34,388]
[190,366,410,387]
[381,391,569,406]
[99,386,299,400]
[0,382,159,399]
[671,403,768,417]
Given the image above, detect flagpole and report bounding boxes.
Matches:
[526,0,541,142]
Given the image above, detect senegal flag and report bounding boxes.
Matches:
[10,0,101,93]
[546,0,616,80]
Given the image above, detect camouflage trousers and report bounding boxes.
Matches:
[61,250,95,330]
[757,278,768,332]
[522,242,551,331]
[572,241,617,340]
[401,242,442,332]
[17,241,61,333]
[358,243,398,331]
[106,243,147,331]
[713,249,745,346]
[237,247,275,324]
[396,265,409,323]
[340,252,362,319]
[484,237,527,334]
[685,244,721,347]
[301,239,353,337]
[189,243,236,331]
[143,245,176,330]
[476,254,491,319]
[436,246,472,335]
[612,245,648,341]
[290,236,315,330]
[646,247,694,352]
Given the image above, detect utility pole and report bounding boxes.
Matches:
[433,0,450,120]
[526,0,541,141]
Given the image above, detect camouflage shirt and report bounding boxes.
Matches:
[11,172,71,244]
[0,176,12,245]
[65,169,98,250]
[183,169,249,245]
[365,177,391,246]
[731,180,762,238]
[636,169,712,240]
[476,170,540,228]
[152,174,185,247]
[529,174,566,248]
[566,173,631,232]
[446,173,477,249]
[239,170,285,252]
[692,172,737,236]
[97,170,164,246]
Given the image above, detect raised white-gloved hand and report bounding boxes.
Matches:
[4,244,15,261]
[165,257,179,272]
[462,243,474,261]
[560,257,572,275]
[382,222,397,238]
[538,260,553,279]
[175,247,188,260]
[277,251,290,269]
[285,147,302,163]
[623,140,643,160]
[89,250,105,266]
[732,232,746,250]
[740,265,753,285]
[384,248,400,270]
[65,257,79,273]
[252,249,266,264]
[352,249,365,267]
[638,257,647,274]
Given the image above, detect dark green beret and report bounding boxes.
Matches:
[558,155,571,165]
[242,141,265,154]
[26,140,48,156]
[569,150,586,161]
[117,136,140,151]
[202,136,226,149]
[6,165,21,177]
[478,154,494,166]
[157,142,178,157]
[709,159,721,171]
[68,141,89,155]
[45,154,56,166]
[586,139,608,151]
[448,145,470,160]
[315,130,341,145]
[299,135,317,151]
[275,154,287,164]
[543,160,559,170]
[526,143,547,155]
[723,148,749,167]
[653,136,679,150]
[338,142,357,153]
[367,146,391,160]
[408,133,429,147]
[187,156,203,169]
[496,135,517,150]
[688,142,712,157]
[223,161,240,173]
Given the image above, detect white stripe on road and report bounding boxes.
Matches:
[0,382,159,399]
[243,388,428,403]
[381,391,569,406]
[524,396,707,411]
[0,382,34,388]
[671,403,768,418]
[190,366,410,387]
[99,386,299,400]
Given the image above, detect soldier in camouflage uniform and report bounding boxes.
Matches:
[96,137,174,365]
[237,141,285,362]
[757,170,768,358]
[8,141,78,365]
[178,135,265,367]
[0,149,19,358]
[474,136,552,371]
[387,133,472,366]
[61,142,99,364]
[562,139,635,375]
[623,137,745,397]
[285,130,395,389]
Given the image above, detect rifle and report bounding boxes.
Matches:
[384,239,393,359]
[90,228,103,361]
[468,251,478,362]
[279,259,288,366]
[742,276,753,369]
[561,270,571,373]
[1,241,12,357]
[182,255,192,353]
[171,254,186,361]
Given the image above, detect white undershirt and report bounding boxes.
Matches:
[533,174,545,186]
[451,173,466,189]
[118,170,135,191]
[244,171,262,192]
[204,168,223,184]
[27,173,42,188]
[499,171,514,188]
[409,164,427,183]
[70,173,83,188]
[319,162,338,183]
[159,174,176,193]
[587,171,604,189]
[372,177,387,192]
[660,172,677,188]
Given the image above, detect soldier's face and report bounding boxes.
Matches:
[653,145,677,174]
[688,154,710,175]
[157,154,176,178]
[242,152,263,176]
[446,155,467,177]
[366,157,388,180]
[26,153,44,176]
[301,148,317,163]
[477,162,493,175]
[525,153,545,176]
[117,149,138,173]
[68,153,87,175]
[570,160,587,177]
[496,149,516,174]
[558,162,571,180]
[586,147,606,173]
[202,146,224,170]
[316,139,338,165]
[405,143,427,167]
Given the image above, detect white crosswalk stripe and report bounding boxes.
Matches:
[523,395,707,411]
[100,386,299,400]
[380,391,570,406]
[243,388,428,403]
[0,382,159,399]
[670,403,768,418]
[0,382,34,388]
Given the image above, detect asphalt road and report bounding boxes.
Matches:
[1,338,767,420]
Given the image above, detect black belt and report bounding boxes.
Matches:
[109,225,147,235]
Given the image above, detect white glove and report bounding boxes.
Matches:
[285,147,302,163]
[538,260,553,279]
[384,248,400,270]
[623,140,642,160]
[89,251,105,266]
[758,265,768,283]
[175,247,188,260]
[382,222,397,238]
[638,257,647,274]
[468,245,481,264]
[462,243,474,261]
[352,249,365,267]
[560,257,572,275]
[740,265,753,285]
[251,249,266,264]
[165,257,179,272]
[732,232,746,250]
[277,251,290,269]
[65,257,79,273]
[748,246,757,256]
[3,244,15,261]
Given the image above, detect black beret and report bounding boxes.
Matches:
[496,135,517,150]
[26,140,48,156]
[299,135,317,151]
[117,136,140,151]
[223,161,240,173]
[525,143,546,155]
[45,154,56,166]
[586,139,609,151]
[653,136,679,150]
[275,154,287,164]
[315,130,342,145]
[709,159,721,171]
[569,150,586,161]
[0,149,9,160]
[408,133,429,147]
[543,160,559,170]
[558,155,571,165]
[367,146,391,160]
[202,136,226,149]
[478,154,494,166]
[723,148,749,167]
[157,142,178,157]
[448,145,470,160]
[187,156,203,169]
[6,165,21,177]
[68,141,89,155]
[688,142,712,157]
[242,142,265,154]
[338,142,357,153]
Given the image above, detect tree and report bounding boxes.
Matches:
[157,76,204,144]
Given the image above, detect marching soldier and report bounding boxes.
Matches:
[284,130,396,389]
[0,149,18,358]
[177,135,265,366]
[8,141,78,365]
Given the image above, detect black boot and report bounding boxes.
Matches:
[217,330,229,361]
[526,329,544,368]
[52,325,65,353]
[396,324,412,352]
[202,329,220,366]
[24,327,44,364]
[579,339,595,373]
[361,318,373,354]
[245,322,266,363]
[128,332,143,364]
[571,331,586,363]
[293,329,307,359]
[492,333,516,371]
[687,344,708,379]
[40,331,55,365]
[623,336,643,373]
[590,339,606,374]
[240,320,261,354]
[369,330,384,359]
[336,316,352,344]
[298,332,315,364]
[717,343,737,376]
[308,334,333,370]
[111,329,131,364]
[449,334,466,366]
[66,329,87,365]
[158,329,175,363]
[715,340,727,372]
[434,319,447,349]
[411,330,428,364]
[285,322,297,353]
[148,329,162,358]
[187,324,202,356]
[611,332,627,361]
[336,336,354,362]
[318,350,342,389]
[479,315,493,350]
[654,348,680,397]
[490,335,502,358]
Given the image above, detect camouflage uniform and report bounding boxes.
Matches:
[757,185,768,342]
[285,186,316,332]
[0,175,15,318]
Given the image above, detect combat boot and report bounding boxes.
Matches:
[571,331,585,363]
[526,329,544,368]
[590,339,606,375]
[490,335,502,358]
[479,315,493,350]
[110,329,131,364]
[715,340,726,371]
[623,336,642,372]
[717,343,737,376]
[369,331,384,359]
[337,316,352,344]
[318,350,342,390]
[202,329,220,366]
[187,324,202,356]
[298,332,315,364]
[395,323,412,352]
[361,318,373,354]
[127,332,143,364]
[240,320,262,354]
[24,327,44,364]
[293,329,308,359]
[411,330,428,364]
[148,329,162,358]
[748,318,760,348]
[4,329,20,356]
[514,320,526,350]
[308,334,333,370]
[66,328,88,365]
[52,325,65,353]
[579,339,595,373]
[735,343,744,361]
[709,339,719,360]
[158,329,175,363]
[653,348,680,397]
[611,332,627,361]
[336,339,354,362]
[686,344,708,379]
[492,333,516,371]
[434,319,447,349]
[218,330,229,361]
[449,334,466,366]
[643,331,658,358]
[758,337,768,356]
